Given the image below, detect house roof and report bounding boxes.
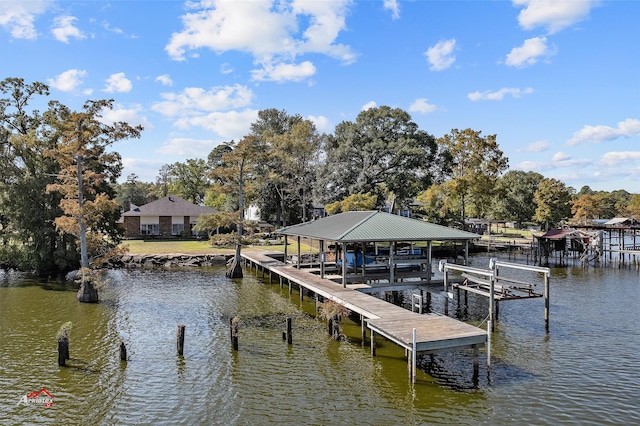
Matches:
[276,211,480,242]
[122,195,217,217]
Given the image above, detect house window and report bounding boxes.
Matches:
[140,224,159,235]
[172,223,184,236]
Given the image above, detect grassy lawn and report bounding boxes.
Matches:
[120,239,310,255]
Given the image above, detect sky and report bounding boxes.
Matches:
[1,0,638,193]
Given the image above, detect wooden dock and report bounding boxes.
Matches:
[241,250,487,382]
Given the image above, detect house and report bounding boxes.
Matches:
[121,195,217,238]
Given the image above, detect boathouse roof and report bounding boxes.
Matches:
[276,211,479,243]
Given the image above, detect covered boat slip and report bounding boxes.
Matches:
[277,211,480,288]
[241,250,487,383]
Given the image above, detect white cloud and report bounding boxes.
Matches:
[361,101,377,111]
[152,85,254,118]
[156,137,221,157]
[505,37,556,68]
[468,87,533,101]
[567,118,640,146]
[104,73,133,93]
[409,98,437,114]
[0,1,50,39]
[425,39,456,71]
[51,15,85,43]
[155,74,173,86]
[251,61,316,82]
[513,0,596,34]
[98,103,151,131]
[599,151,640,167]
[121,157,167,183]
[164,0,355,82]
[552,151,570,161]
[186,109,259,139]
[525,140,550,152]
[220,63,234,74]
[383,0,400,20]
[307,115,332,133]
[47,69,87,92]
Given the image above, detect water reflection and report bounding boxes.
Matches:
[1,259,639,425]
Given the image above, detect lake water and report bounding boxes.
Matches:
[1,253,638,425]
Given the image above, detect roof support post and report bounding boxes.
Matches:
[284,235,288,262]
[341,242,347,288]
[464,240,469,266]
[320,239,325,279]
[389,242,396,285]
[427,241,432,284]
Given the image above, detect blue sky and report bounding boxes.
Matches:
[1,0,638,193]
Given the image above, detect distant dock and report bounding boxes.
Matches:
[241,250,487,382]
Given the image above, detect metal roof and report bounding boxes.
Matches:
[276,211,480,242]
[122,195,217,217]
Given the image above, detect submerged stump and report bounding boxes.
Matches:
[57,338,69,366]
[77,280,99,303]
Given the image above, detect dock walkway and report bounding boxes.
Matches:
[241,250,487,380]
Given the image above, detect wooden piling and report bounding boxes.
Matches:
[286,317,292,345]
[57,338,69,366]
[177,325,186,356]
[230,317,239,351]
[120,341,127,361]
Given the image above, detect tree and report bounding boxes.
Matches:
[0,78,71,275]
[571,194,604,224]
[46,99,142,302]
[437,128,509,226]
[625,194,640,219]
[325,193,377,215]
[262,120,321,224]
[114,173,156,208]
[415,183,460,226]
[533,178,573,230]
[210,137,265,278]
[167,158,211,204]
[491,170,544,226]
[249,108,311,226]
[317,106,437,210]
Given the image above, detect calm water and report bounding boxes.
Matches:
[1,253,638,425]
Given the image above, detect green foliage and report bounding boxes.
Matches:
[325,193,377,214]
[490,170,544,225]
[437,128,509,222]
[316,106,436,209]
[626,194,640,218]
[167,158,211,204]
[534,178,573,229]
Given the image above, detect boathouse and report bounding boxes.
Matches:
[276,211,480,288]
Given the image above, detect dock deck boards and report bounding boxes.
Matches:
[242,251,487,354]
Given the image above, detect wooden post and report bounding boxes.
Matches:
[286,317,292,345]
[300,286,304,301]
[230,318,239,350]
[120,341,127,361]
[360,314,366,345]
[57,338,69,366]
[370,330,376,356]
[544,273,550,333]
[473,345,480,387]
[177,325,185,356]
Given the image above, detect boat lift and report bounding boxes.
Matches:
[439,259,550,366]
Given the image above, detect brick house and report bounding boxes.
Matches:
[121,195,218,238]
